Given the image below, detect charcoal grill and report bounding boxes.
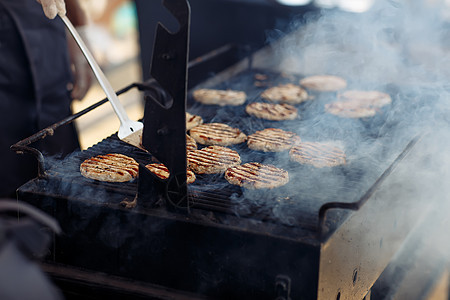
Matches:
[12,0,443,299]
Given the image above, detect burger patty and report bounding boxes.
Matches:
[261,83,309,104]
[145,163,196,184]
[247,128,300,152]
[299,75,347,92]
[192,88,247,106]
[324,101,378,118]
[225,162,289,189]
[338,90,392,107]
[186,112,203,130]
[325,90,391,118]
[187,145,241,174]
[289,142,346,168]
[186,134,198,153]
[189,123,247,146]
[246,102,298,121]
[80,153,139,182]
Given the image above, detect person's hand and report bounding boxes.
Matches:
[36,0,66,19]
[67,26,94,100]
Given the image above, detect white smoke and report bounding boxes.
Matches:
[263,0,450,289]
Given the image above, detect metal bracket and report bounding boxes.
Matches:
[142,0,191,210]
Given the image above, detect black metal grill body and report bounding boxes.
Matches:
[17,63,431,299]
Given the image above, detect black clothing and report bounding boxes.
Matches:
[0,0,79,198]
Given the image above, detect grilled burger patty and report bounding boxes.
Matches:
[145,163,196,184]
[247,128,300,152]
[187,145,241,174]
[186,134,197,153]
[246,102,298,121]
[325,90,391,118]
[261,83,309,104]
[186,112,203,130]
[192,88,246,106]
[289,142,346,168]
[80,153,139,182]
[338,90,392,107]
[189,123,247,146]
[324,101,377,118]
[299,75,347,92]
[225,162,289,189]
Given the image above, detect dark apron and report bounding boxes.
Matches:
[0,0,79,197]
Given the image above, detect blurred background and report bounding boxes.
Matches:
[71,0,141,150]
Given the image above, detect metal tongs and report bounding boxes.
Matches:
[60,15,144,150]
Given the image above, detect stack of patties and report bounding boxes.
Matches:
[289,141,346,168]
[325,90,392,118]
[192,88,247,106]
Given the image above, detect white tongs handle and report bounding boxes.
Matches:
[60,15,130,126]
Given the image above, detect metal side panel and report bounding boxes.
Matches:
[317,134,436,300]
[17,184,322,299]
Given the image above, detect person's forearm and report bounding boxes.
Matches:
[66,0,88,26]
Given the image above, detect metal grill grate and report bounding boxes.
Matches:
[30,68,418,235]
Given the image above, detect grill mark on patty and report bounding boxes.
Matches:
[146,163,170,179]
[246,103,297,120]
[192,123,242,137]
[188,148,240,165]
[190,123,247,146]
[227,164,281,184]
[81,165,130,177]
[248,129,298,145]
[82,157,138,177]
[250,137,283,146]
[225,162,289,188]
[290,142,346,167]
[186,114,199,124]
[80,153,139,182]
[189,155,234,166]
[187,146,241,174]
[186,134,197,152]
[145,163,196,184]
[186,112,203,130]
[261,83,308,103]
[247,128,300,152]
